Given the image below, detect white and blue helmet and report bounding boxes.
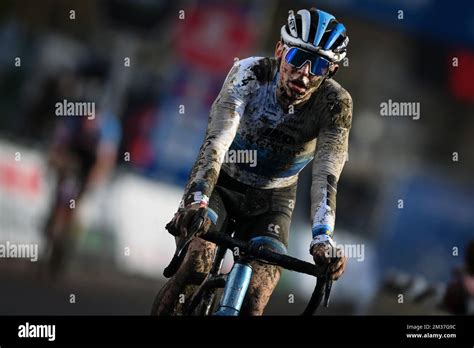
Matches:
[281,8,349,63]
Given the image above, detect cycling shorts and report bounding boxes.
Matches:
[207,170,297,248]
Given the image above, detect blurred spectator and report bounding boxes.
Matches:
[442,240,474,315]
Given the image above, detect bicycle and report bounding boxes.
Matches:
[159,207,334,316]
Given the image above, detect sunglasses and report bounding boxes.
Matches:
[284,46,331,76]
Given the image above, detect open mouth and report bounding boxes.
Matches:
[289,80,308,94]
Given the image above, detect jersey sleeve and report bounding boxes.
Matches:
[310,87,353,239]
[181,58,261,205]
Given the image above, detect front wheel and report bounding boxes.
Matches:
[185,286,221,316]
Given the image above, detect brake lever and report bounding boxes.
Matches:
[163,208,208,278]
[301,262,335,315]
[189,207,207,236]
[314,266,333,310]
[323,277,333,308]
[165,207,208,262]
[323,243,340,307]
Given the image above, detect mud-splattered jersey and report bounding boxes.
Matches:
[182,56,353,234]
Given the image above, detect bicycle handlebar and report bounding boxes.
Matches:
[201,231,332,314]
[201,231,322,277]
[163,224,333,315]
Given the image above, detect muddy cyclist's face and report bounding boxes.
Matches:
[274,41,334,107]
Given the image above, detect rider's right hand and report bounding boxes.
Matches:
[166,204,211,239]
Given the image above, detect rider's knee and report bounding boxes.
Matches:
[178,238,216,282]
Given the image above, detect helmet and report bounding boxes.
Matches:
[280,8,349,63]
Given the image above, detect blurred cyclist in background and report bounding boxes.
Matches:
[42,59,121,279]
[443,240,474,315]
[153,7,353,315]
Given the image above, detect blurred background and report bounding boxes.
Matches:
[0,0,473,315]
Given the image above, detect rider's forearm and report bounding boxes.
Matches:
[181,60,258,206]
[310,128,348,239]
[181,100,241,205]
[310,95,352,240]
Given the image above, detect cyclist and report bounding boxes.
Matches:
[42,61,121,279]
[153,7,352,315]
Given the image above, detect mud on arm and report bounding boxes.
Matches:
[181,59,259,204]
[310,92,353,240]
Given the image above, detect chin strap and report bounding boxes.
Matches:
[326,65,339,79]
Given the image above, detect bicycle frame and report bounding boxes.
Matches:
[213,260,253,316]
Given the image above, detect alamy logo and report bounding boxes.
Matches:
[0,241,38,262]
[55,99,95,119]
[324,243,365,262]
[18,322,56,341]
[380,99,420,120]
[223,149,257,168]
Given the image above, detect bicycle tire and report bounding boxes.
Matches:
[185,275,226,315]
[189,287,220,316]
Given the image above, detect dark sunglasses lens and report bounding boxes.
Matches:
[286,48,330,76]
[285,48,310,68]
[311,57,330,76]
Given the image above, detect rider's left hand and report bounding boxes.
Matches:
[310,235,347,281]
